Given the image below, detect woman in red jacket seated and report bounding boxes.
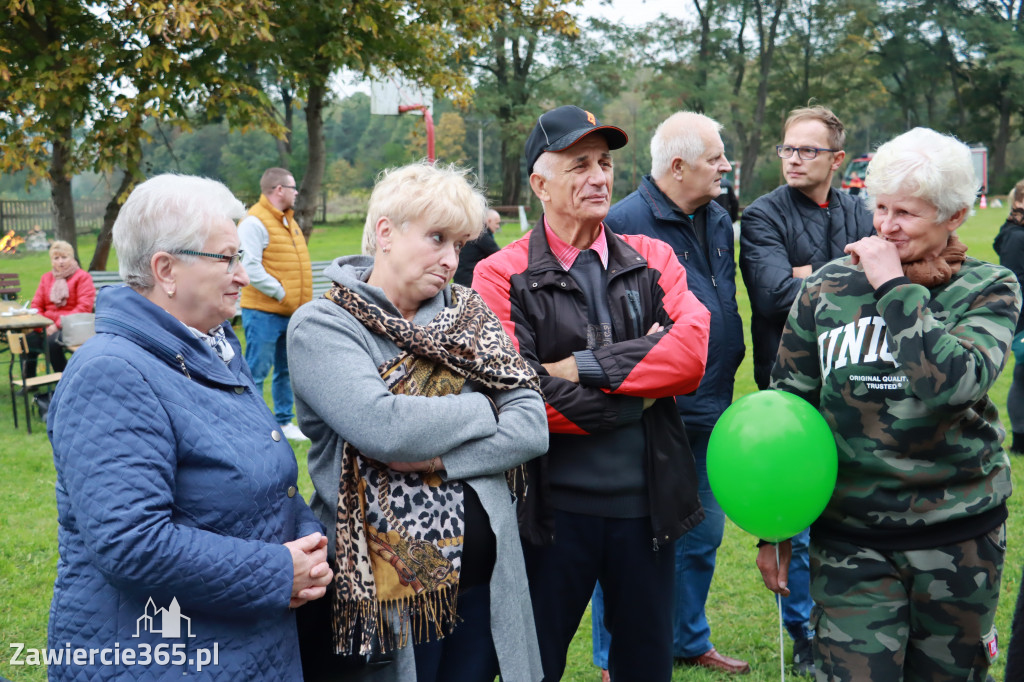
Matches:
[25,240,96,377]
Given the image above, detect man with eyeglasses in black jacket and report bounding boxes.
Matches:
[738,105,873,677]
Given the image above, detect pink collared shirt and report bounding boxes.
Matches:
[543,216,610,271]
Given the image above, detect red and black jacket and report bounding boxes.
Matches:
[474,220,711,548]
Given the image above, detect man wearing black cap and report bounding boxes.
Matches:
[473,105,712,682]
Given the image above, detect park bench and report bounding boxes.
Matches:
[310,260,334,299]
[0,272,21,301]
[89,261,337,318]
[89,271,125,289]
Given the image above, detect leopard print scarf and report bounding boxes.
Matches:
[326,282,539,656]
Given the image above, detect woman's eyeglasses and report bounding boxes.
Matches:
[173,250,245,273]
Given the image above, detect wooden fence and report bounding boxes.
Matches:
[0,196,327,236]
[0,200,106,235]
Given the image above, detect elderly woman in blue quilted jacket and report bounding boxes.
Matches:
[46,174,332,680]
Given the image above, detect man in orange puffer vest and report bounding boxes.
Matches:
[238,167,313,441]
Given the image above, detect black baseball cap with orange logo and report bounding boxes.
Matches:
[525,105,629,174]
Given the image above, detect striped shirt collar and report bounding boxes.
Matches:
[543,215,610,271]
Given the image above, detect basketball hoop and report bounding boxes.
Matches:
[370,74,433,116]
[370,73,436,161]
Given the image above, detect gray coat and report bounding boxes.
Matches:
[287,255,546,682]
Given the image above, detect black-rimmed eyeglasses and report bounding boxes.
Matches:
[173,249,245,273]
[776,145,839,160]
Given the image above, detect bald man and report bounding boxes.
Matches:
[604,111,749,676]
[452,208,501,287]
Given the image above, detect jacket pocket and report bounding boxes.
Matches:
[624,290,643,338]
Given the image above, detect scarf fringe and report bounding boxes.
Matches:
[326,282,539,655]
[506,463,527,499]
[333,585,460,656]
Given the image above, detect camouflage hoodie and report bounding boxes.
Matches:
[771,256,1021,550]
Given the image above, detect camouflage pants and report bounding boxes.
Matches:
[809,524,1005,681]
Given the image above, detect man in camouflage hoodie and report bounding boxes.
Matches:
[757,128,1021,681]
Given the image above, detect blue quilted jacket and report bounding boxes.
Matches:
[47,285,323,680]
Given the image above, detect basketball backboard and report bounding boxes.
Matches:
[370,72,434,117]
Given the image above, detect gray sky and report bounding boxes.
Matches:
[582,0,690,26]
[332,1,692,99]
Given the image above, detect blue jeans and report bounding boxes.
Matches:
[671,429,726,657]
[591,582,610,669]
[783,527,813,640]
[241,308,293,425]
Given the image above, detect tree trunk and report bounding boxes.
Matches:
[276,81,294,166]
[740,0,785,194]
[295,78,327,241]
[500,136,522,207]
[939,30,966,130]
[692,0,712,113]
[50,135,78,258]
[991,86,1012,192]
[728,2,750,195]
[89,171,136,271]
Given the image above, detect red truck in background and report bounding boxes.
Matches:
[840,154,871,196]
[841,147,988,201]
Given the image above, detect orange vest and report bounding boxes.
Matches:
[239,195,312,316]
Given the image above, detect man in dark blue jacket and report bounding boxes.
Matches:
[740,105,873,676]
[605,111,749,675]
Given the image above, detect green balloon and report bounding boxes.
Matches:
[707,391,838,542]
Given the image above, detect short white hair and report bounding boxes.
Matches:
[362,161,486,255]
[531,150,558,181]
[113,174,246,291]
[650,112,723,180]
[865,127,978,222]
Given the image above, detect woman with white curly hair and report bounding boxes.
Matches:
[757,128,1021,681]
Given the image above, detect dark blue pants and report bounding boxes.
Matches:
[523,509,676,682]
[1006,358,1024,438]
[413,585,498,682]
[23,329,68,377]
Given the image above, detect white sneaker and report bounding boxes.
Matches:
[280,422,309,441]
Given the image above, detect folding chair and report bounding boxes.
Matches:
[6,332,61,434]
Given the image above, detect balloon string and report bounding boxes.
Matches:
[777,544,786,682]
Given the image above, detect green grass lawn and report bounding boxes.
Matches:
[1,207,1021,681]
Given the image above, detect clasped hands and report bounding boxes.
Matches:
[285,532,333,608]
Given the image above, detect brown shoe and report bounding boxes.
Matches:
[678,648,751,675]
